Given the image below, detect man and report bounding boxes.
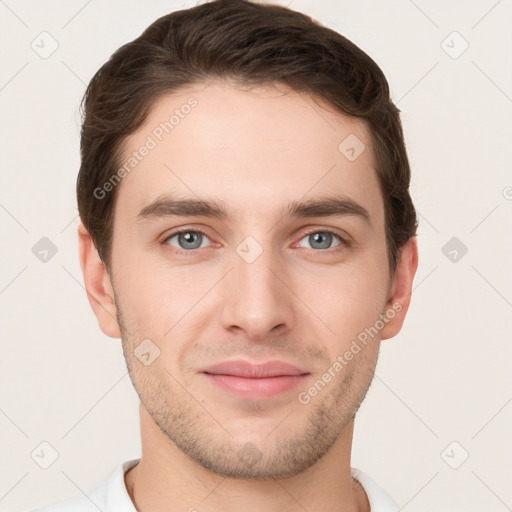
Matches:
[31,0,418,510]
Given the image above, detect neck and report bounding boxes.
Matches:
[125,404,369,512]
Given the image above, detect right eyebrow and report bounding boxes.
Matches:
[137,196,228,221]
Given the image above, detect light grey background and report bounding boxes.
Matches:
[1,1,511,511]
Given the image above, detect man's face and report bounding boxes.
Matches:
[108,81,394,479]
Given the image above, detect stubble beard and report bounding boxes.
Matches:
[116,301,379,480]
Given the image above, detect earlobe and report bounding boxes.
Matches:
[78,224,121,339]
[380,236,419,340]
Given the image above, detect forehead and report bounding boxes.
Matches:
[115,80,383,227]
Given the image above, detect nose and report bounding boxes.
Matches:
[219,242,295,342]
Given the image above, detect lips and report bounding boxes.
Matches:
[200,360,310,399]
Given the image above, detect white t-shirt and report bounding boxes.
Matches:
[29,459,399,512]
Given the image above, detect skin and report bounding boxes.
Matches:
[79,80,418,512]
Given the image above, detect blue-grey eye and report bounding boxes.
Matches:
[167,230,210,250]
[298,231,342,250]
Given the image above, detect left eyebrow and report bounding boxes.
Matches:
[136,194,372,227]
[283,196,372,226]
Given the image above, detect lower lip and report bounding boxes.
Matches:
[203,373,309,399]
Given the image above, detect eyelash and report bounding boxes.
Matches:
[162,227,349,255]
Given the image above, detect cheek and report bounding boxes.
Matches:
[114,260,215,336]
[295,259,389,345]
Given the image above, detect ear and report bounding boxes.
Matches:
[78,223,121,338]
[380,236,419,340]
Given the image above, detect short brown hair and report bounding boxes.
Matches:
[77,0,417,274]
